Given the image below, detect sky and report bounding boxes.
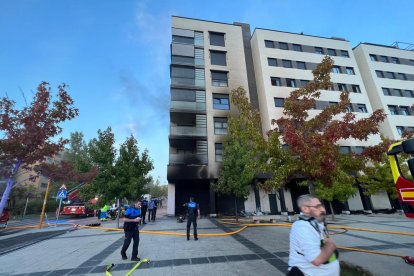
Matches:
[1,0,413,184]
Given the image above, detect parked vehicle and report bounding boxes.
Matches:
[0,208,10,228]
[60,203,95,217]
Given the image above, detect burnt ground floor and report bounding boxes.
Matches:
[167,179,401,217]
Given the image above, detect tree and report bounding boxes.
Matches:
[214,87,264,221]
[64,132,93,174]
[147,179,168,199]
[0,82,78,216]
[114,135,153,202]
[274,56,386,214]
[80,127,117,205]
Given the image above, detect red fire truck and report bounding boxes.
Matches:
[60,188,97,217]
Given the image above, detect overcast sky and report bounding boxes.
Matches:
[1,0,413,184]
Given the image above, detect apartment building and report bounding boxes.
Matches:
[168,16,409,216]
[354,43,414,140]
[168,16,251,216]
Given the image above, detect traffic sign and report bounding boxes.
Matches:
[57,190,67,199]
[59,184,67,190]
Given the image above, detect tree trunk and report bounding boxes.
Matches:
[235,197,238,223]
[0,161,21,216]
[329,201,335,221]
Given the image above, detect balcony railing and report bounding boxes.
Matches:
[170,101,206,112]
[171,77,204,88]
[170,126,207,137]
[169,153,208,165]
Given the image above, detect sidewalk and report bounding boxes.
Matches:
[0,208,413,275]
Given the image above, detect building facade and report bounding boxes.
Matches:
[168,16,413,216]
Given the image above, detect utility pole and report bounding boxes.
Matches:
[39,177,51,228]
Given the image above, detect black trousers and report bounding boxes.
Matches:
[141,208,147,223]
[121,230,139,258]
[148,209,154,222]
[186,217,197,239]
[152,208,157,221]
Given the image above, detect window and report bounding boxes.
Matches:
[346,104,354,112]
[214,117,228,135]
[329,101,338,106]
[346,67,355,75]
[286,79,297,88]
[210,32,225,46]
[376,70,384,78]
[213,94,229,110]
[393,89,402,97]
[340,146,351,154]
[215,143,223,162]
[293,44,302,52]
[385,71,395,79]
[410,60,414,66]
[274,97,285,107]
[382,88,391,96]
[398,73,407,80]
[403,90,414,98]
[370,54,378,61]
[351,85,361,93]
[300,80,309,87]
[265,40,274,48]
[279,42,288,50]
[341,50,350,58]
[297,61,307,70]
[171,66,195,85]
[271,77,282,86]
[172,55,195,65]
[380,56,388,62]
[282,59,293,68]
[332,66,341,74]
[211,71,228,87]
[327,48,336,56]
[400,106,410,116]
[357,104,368,113]
[388,105,398,115]
[40,183,48,188]
[337,83,347,91]
[355,147,364,154]
[407,127,414,133]
[391,57,400,64]
[396,126,404,136]
[315,47,323,54]
[210,51,226,66]
[172,36,194,44]
[268,58,278,66]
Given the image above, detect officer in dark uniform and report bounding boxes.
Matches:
[183,197,200,241]
[140,197,148,224]
[121,200,141,261]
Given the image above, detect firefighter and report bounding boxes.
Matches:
[183,197,200,241]
[121,200,142,261]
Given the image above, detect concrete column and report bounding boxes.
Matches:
[167,183,175,216]
[209,180,217,216]
[279,187,287,214]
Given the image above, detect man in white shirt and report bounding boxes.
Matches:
[288,194,339,276]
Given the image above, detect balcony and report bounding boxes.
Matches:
[171,77,204,88]
[170,126,206,137]
[169,153,208,165]
[170,101,206,112]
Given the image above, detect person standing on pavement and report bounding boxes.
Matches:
[152,198,159,221]
[121,200,142,261]
[183,197,200,241]
[140,197,148,224]
[100,204,109,222]
[147,198,155,222]
[288,194,339,276]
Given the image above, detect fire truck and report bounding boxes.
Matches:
[60,186,97,217]
[387,138,414,218]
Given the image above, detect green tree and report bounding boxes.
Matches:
[147,179,168,199]
[80,127,117,205]
[215,87,264,221]
[115,135,153,202]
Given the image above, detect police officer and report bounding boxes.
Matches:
[140,197,148,224]
[183,197,200,241]
[121,200,141,261]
